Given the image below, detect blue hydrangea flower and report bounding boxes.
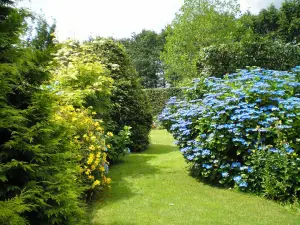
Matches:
[202,164,212,169]
[233,176,242,183]
[239,181,248,187]
[221,172,229,177]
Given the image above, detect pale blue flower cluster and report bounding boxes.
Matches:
[159,67,300,190]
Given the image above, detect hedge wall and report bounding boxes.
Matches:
[197,39,300,77]
[90,38,153,152]
[143,88,184,116]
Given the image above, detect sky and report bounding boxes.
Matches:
[18,0,283,41]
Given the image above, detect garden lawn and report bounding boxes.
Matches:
[91,130,300,225]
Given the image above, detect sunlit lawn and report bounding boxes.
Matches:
[91,130,300,225]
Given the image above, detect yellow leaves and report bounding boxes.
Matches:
[89,145,96,151]
[107,132,113,137]
[90,136,97,142]
[94,157,100,163]
[65,105,75,112]
[106,178,111,184]
[96,127,103,131]
[87,153,95,165]
[52,100,109,190]
[84,118,91,124]
[49,41,116,192]
[79,167,84,173]
[102,176,111,184]
[92,180,101,188]
[83,134,89,141]
[85,169,91,175]
[54,115,62,121]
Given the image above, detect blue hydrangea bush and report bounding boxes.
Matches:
[159,67,300,202]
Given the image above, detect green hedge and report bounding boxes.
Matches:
[90,38,153,152]
[143,88,184,116]
[197,38,300,77]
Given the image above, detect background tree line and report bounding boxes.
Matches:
[120,29,167,88]
[123,0,299,88]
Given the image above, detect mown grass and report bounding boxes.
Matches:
[91,130,300,225]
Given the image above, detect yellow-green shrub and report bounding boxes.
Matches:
[49,40,114,195]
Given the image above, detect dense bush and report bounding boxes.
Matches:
[1,3,120,223]
[120,29,166,88]
[0,2,88,224]
[50,40,115,195]
[105,126,131,161]
[89,38,153,152]
[143,88,184,116]
[162,0,300,86]
[198,39,300,77]
[160,67,300,202]
[244,1,300,43]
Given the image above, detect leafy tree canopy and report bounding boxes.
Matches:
[121,29,166,88]
[161,0,240,85]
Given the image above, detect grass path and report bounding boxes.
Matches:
[92,130,300,225]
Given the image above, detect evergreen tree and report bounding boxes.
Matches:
[89,38,153,152]
[121,29,166,88]
[0,1,86,224]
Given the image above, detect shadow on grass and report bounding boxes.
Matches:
[142,143,177,155]
[93,221,137,225]
[92,144,178,207]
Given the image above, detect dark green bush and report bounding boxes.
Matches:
[89,38,153,152]
[106,126,131,161]
[198,38,300,77]
[0,2,86,224]
[0,43,86,225]
[143,88,184,116]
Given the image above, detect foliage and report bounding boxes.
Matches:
[278,0,300,43]
[162,0,300,86]
[89,38,153,152]
[120,29,166,88]
[198,38,300,77]
[49,40,113,108]
[52,105,112,194]
[245,0,300,43]
[197,0,300,78]
[92,130,300,225]
[0,1,86,224]
[105,126,131,161]
[143,87,184,116]
[161,0,240,84]
[49,40,114,195]
[159,67,300,202]
[0,192,32,225]
[0,53,86,225]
